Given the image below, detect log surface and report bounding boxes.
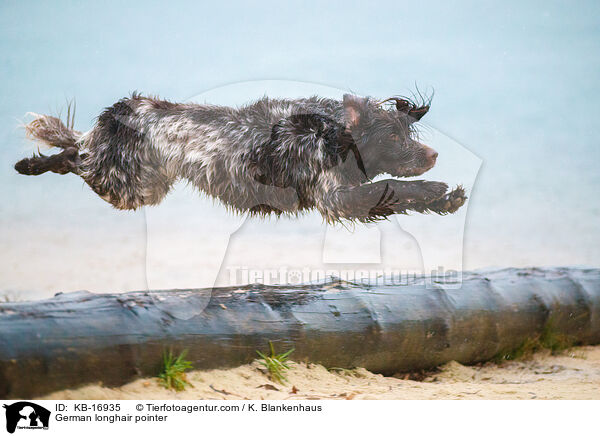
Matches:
[0,267,599,398]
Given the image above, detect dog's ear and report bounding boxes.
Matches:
[343,94,369,128]
[408,105,429,121]
[381,97,430,122]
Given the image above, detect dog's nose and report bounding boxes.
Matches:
[424,146,438,165]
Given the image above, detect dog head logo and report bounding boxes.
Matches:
[2,402,50,434]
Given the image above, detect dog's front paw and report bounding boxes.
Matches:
[428,186,467,214]
[420,181,448,202]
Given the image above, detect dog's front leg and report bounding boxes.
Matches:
[323,179,448,222]
[418,185,467,215]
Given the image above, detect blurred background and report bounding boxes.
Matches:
[1,0,598,299]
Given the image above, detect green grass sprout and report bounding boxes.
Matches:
[256,341,295,384]
[158,349,194,391]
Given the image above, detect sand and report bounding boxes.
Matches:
[39,345,600,400]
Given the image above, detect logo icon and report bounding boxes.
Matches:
[2,402,50,434]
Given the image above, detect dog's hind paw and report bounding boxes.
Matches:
[427,185,467,214]
[15,155,45,175]
[14,147,81,176]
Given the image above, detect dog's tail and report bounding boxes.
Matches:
[15,110,84,176]
[24,113,82,150]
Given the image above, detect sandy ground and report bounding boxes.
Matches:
[40,345,600,400]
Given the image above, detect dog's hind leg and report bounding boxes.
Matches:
[15,110,84,176]
[14,147,84,176]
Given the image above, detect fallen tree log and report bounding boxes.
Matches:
[0,267,599,398]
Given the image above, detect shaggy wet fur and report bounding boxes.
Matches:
[15,93,466,223]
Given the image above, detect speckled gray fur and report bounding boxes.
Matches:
[15,93,467,222]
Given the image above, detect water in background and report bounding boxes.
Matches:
[0,1,598,299]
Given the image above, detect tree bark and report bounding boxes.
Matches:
[0,267,599,398]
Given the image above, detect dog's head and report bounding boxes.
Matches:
[343,94,437,178]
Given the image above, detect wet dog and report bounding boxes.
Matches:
[15,93,466,222]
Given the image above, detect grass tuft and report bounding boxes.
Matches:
[158,349,194,391]
[492,316,576,363]
[256,341,294,384]
[539,319,574,354]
